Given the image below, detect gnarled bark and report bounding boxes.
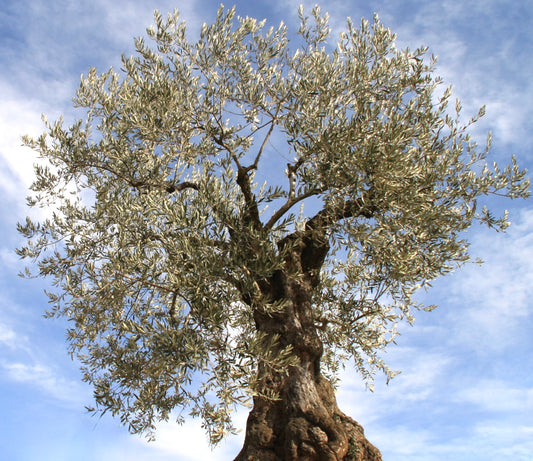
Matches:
[235,234,381,461]
[235,365,381,461]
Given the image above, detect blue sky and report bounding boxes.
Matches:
[1,1,532,460]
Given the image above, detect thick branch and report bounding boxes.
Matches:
[236,166,262,229]
[131,179,199,194]
[163,181,199,193]
[306,195,376,232]
[276,195,376,279]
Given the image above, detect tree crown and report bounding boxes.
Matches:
[18,5,529,442]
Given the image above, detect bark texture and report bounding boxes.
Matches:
[235,231,382,461]
[234,369,382,461]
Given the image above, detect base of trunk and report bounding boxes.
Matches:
[234,372,381,461]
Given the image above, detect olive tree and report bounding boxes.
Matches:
[18,6,529,460]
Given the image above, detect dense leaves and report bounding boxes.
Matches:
[18,6,529,443]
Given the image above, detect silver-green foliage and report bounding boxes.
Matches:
[18,6,529,443]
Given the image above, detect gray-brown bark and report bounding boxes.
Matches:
[234,231,382,461]
[234,362,382,461]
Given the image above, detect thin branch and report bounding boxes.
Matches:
[251,108,280,170]
[208,121,264,229]
[287,163,297,200]
[84,161,199,194]
[169,290,178,318]
[265,188,324,230]
[113,270,174,293]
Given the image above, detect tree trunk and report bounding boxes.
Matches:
[234,365,382,461]
[235,235,382,461]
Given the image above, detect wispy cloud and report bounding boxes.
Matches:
[389,1,533,150]
[444,207,533,353]
[1,361,87,406]
[0,92,43,202]
[0,322,17,347]
[277,0,533,152]
[470,423,533,460]
[132,414,246,461]
[0,274,87,409]
[0,313,88,409]
[336,347,453,424]
[456,379,533,414]
[0,0,207,212]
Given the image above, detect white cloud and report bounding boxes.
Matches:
[0,0,208,212]
[456,379,533,414]
[335,347,453,428]
[0,87,43,199]
[336,363,533,461]
[370,422,533,461]
[0,288,88,409]
[2,361,88,406]
[275,0,533,154]
[0,247,20,267]
[360,208,533,459]
[369,425,444,460]
[0,310,31,355]
[93,0,203,45]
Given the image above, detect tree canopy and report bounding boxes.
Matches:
[18,5,529,445]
